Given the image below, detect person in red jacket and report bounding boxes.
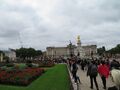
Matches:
[98,60,110,89]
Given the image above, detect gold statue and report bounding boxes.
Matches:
[77,35,80,40]
[77,35,80,44]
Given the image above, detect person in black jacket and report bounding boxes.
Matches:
[87,60,99,90]
[71,60,78,83]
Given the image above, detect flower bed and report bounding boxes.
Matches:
[33,60,54,67]
[0,67,44,86]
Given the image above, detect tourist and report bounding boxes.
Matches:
[81,60,85,71]
[69,59,72,70]
[108,69,120,90]
[110,60,120,70]
[71,60,78,83]
[76,75,81,84]
[106,59,110,70]
[98,60,110,89]
[87,60,99,90]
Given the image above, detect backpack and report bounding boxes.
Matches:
[90,65,98,76]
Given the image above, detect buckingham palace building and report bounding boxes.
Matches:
[46,36,97,59]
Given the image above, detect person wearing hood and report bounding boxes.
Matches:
[108,69,120,90]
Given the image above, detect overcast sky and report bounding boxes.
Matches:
[0,0,120,50]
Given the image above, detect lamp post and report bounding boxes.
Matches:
[77,51,80,57]
[69,41,74,58]
[54,51,56,58]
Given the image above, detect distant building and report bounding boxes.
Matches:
[46,36,97,59]
[0,53,3,62]
[3,48,16,61]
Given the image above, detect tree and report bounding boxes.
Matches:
[16,47,43,60]
[107,44,120,54]
[36,50,43,56]
[0,51,5,56]
[97,46,106,56]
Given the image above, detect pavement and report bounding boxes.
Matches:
[71,65,115,90]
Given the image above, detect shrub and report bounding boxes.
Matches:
[26,60,33,67]
[6,63,14,67]
[33,60,54,67]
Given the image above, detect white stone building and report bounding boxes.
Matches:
[3,48,16,61]
[46,36,97,59]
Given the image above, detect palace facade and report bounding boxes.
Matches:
[46,36,97,59]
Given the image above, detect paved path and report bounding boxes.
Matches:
[76,65,115,90]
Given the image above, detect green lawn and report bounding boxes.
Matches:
[0,64,70,90]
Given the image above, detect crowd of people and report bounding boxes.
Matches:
[67,57,120,90]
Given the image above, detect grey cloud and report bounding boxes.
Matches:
[0,0,120,50]
[56,0,120,26]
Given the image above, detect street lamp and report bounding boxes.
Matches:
[77,51,80,57]
[69,41,74,57]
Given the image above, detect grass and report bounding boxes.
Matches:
[0,64,70,90]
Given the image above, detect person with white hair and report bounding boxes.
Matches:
[108,69,120,90]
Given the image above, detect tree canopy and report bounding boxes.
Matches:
[107,44,120,54]
[97,46,106,56]
[16,47,43,59]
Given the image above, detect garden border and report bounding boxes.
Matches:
[66,64,74,90]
